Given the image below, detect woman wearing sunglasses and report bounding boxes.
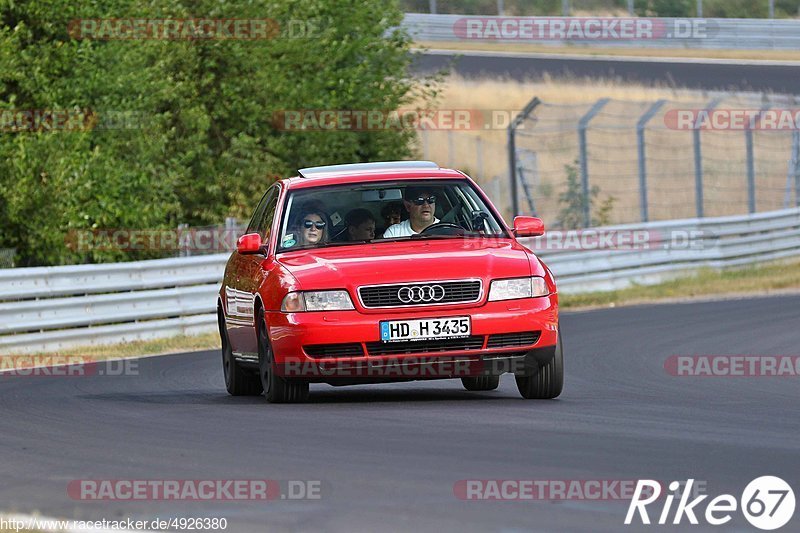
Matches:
[295,203,329,247]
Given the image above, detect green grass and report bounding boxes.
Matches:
[559,259,800,309]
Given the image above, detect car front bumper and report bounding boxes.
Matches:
[265,295,559,382]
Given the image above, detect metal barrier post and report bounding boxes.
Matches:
[637,99,667,223]
[447,130,454,168]
[508,97,541,217]
[795,131,800,207]
[476,137,484,180]
[693,98,722,218]
[579,98,610,227]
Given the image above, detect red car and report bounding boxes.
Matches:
[218,161,563,403]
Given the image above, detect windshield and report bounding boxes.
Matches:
[276,179,509,252]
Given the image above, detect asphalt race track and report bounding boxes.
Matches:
[2,295,799,532]
[415,50,800,93]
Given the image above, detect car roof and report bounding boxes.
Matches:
[283,161,467,189]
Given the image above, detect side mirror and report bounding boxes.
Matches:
[236,233,263,254]
[513,216,545,238]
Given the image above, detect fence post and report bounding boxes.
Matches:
[508,96,541,218]
[637,99,667,223]
[627,0,634,15]
[795,131,800,207]
[497,0,504,16]
[784,131,798,208]
[429,0,437,14]
[745,104,770,214]
[447,130,454,168]
[769,0,775,19]
[476,137,484,180]
[578,98,610,228]
[693,97,722,218]
[562,0,570,17]
[696,0,703,17]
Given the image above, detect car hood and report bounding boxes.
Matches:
[275,238,534,291]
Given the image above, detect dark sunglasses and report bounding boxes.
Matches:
[412,195,436,206]
[303,220,326,229]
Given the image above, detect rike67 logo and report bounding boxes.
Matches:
[626,477,795,530]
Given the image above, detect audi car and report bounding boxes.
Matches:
[218,161,563,403]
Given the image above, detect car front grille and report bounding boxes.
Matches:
[358,280,482,308]
[304,343,364,358]
[486,331,541,349]
[365,336,484,356]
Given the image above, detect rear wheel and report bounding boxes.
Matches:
[219,312,262,396]
[461,376,500,391]
[257,308,309,404]
[515,329,564,399]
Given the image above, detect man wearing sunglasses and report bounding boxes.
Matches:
[382,186,440,238]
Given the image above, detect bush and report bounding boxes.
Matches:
[0,0,434,265]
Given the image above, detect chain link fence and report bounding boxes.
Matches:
[418,93,800,229]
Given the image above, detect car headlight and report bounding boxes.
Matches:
[281,290,355,312]
[488,277,549,301]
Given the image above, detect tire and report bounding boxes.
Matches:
[515,329,564,399]
[256,308,309,404]
[219,312,262,396]
[461,375,500,391]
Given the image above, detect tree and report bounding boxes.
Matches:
[0,0,435,265]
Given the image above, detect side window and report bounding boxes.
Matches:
[246,191,271,235]
[256,187,279,241]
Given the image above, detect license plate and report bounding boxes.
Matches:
[380,317,471,343]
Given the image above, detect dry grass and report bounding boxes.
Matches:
[418,41,800,61]
[1,331,219,369]
[560,258,800,310]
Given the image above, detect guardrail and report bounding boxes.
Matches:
[1,207,798,354]
[402,13,800,50]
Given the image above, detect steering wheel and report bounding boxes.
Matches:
[419,222,466,237]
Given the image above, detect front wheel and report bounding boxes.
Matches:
[257,309,309,404]
[515,329,564,399]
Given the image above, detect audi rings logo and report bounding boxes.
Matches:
[397,285,446,304]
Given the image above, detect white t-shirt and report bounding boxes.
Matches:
[382,218,440,238]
